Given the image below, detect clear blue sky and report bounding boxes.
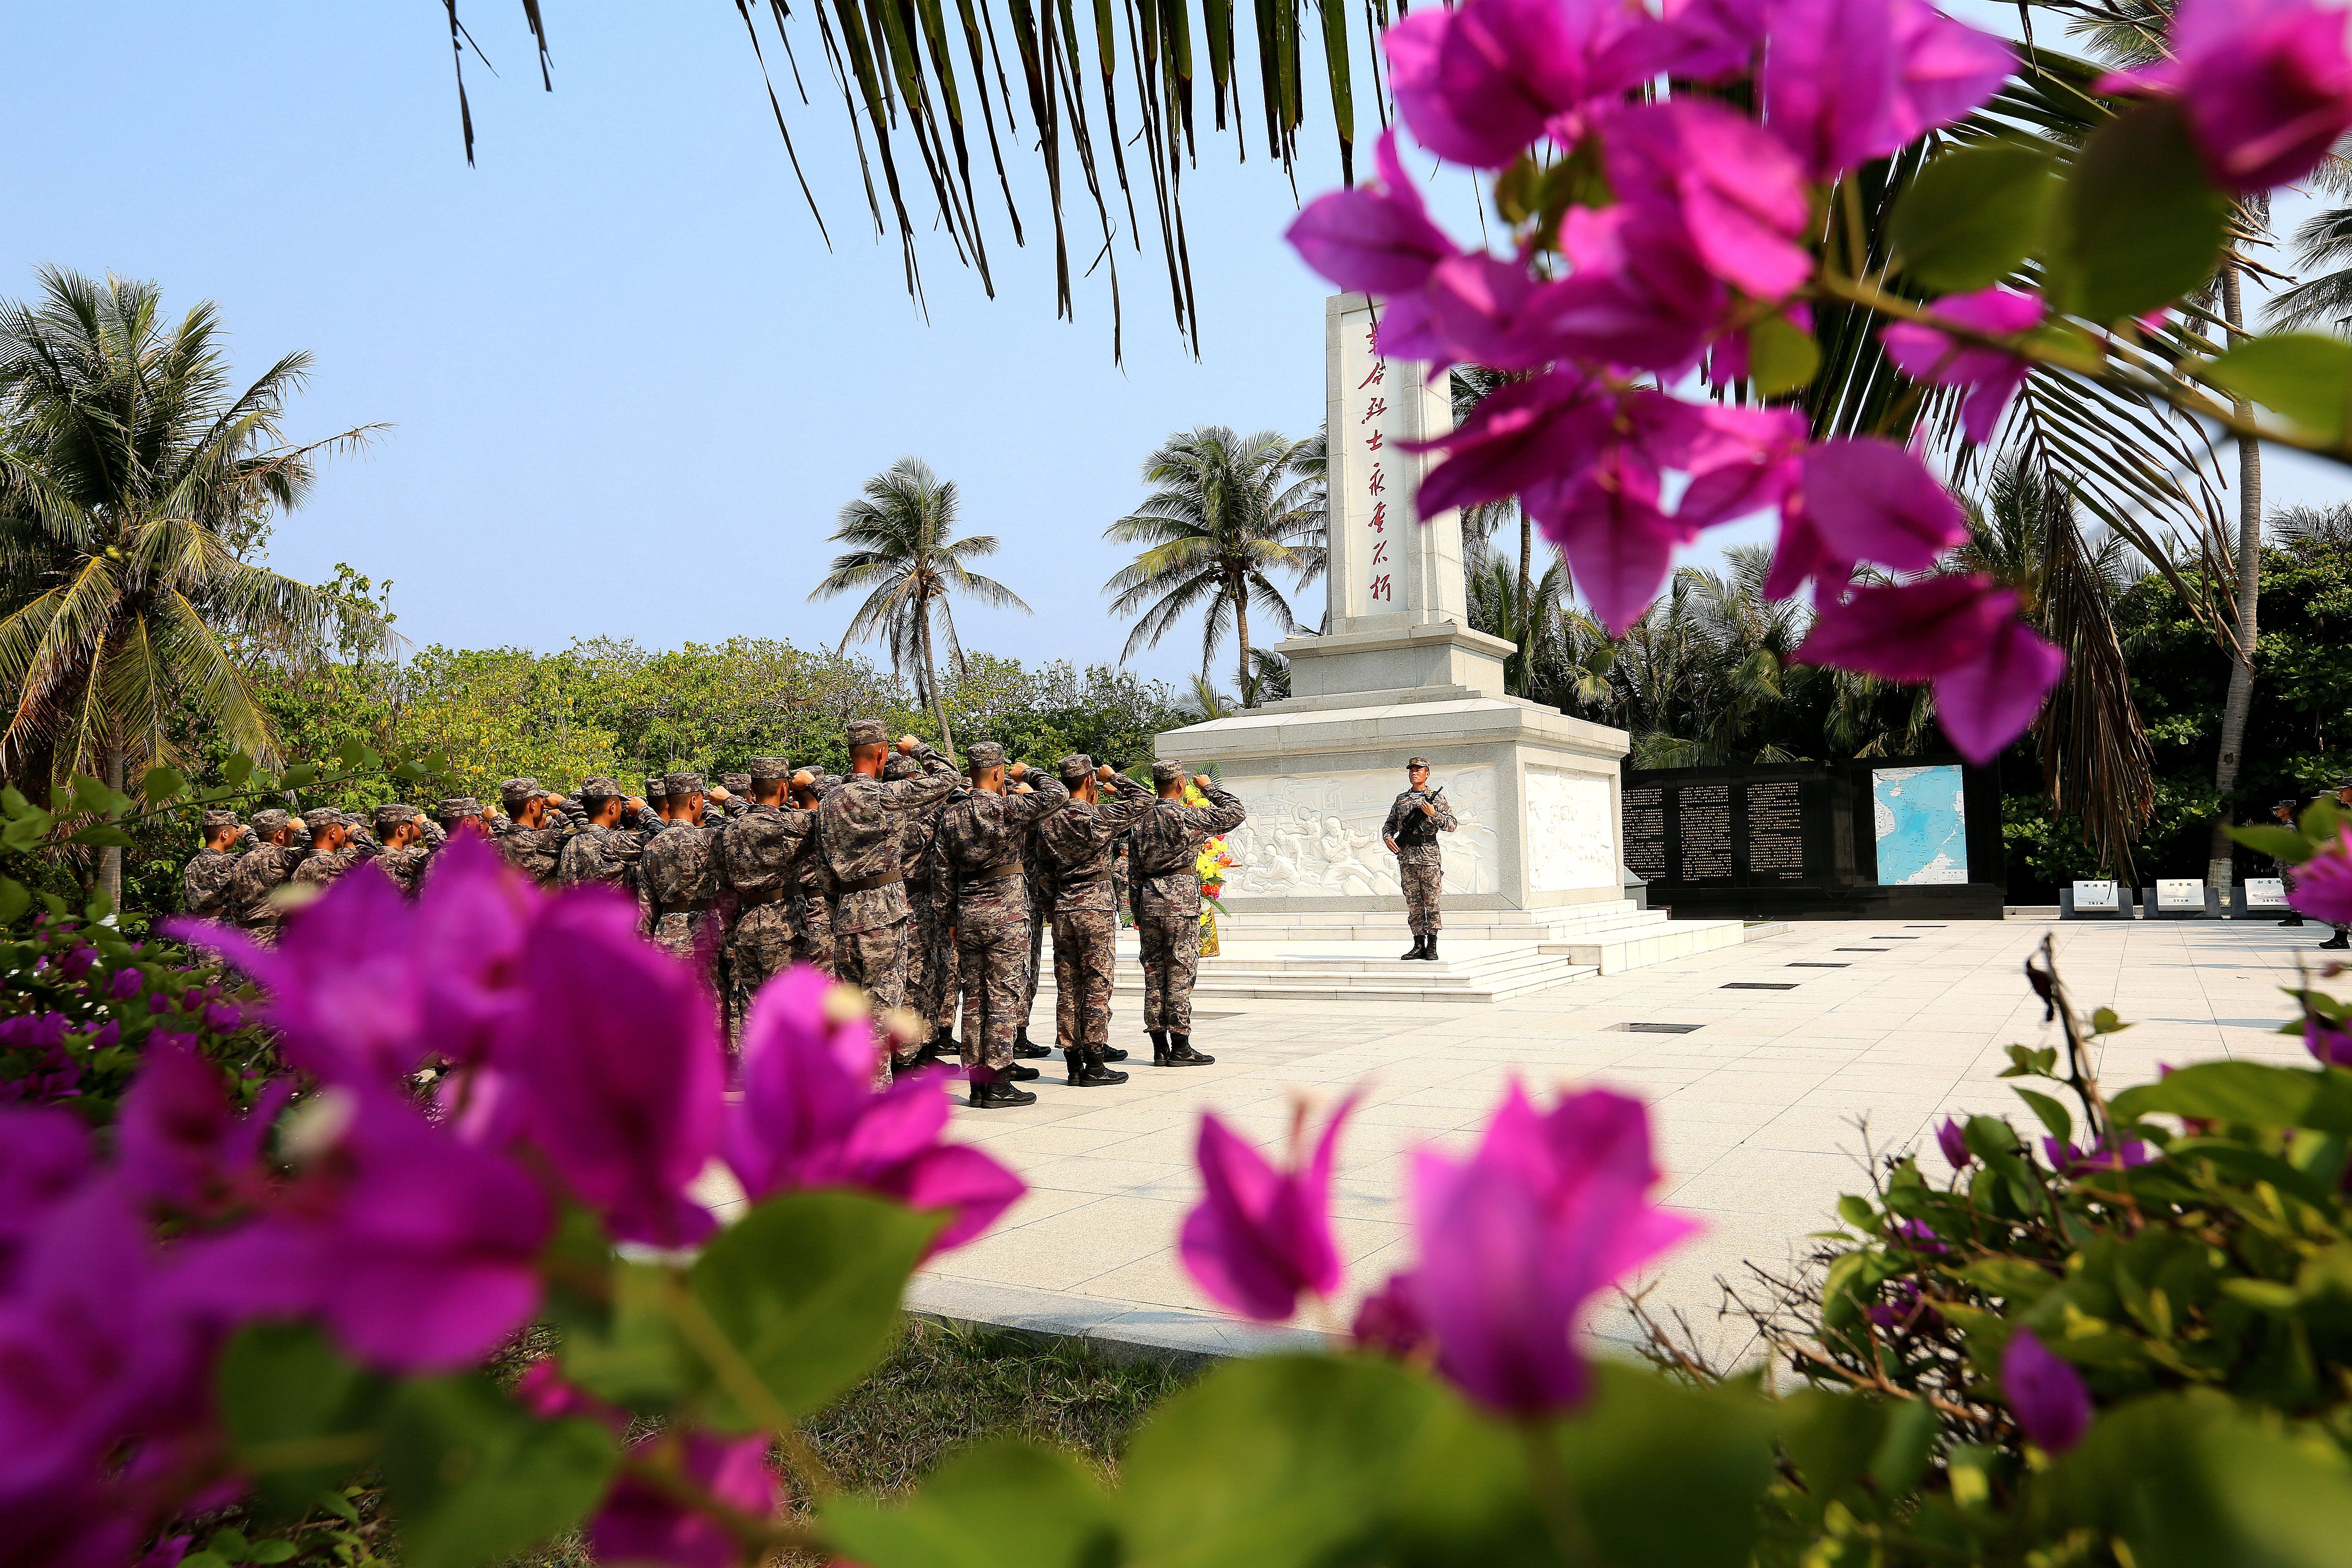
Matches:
[6,5,2338,693]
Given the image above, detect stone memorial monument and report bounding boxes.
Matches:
[1154,293,1633,926]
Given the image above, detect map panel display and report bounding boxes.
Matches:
[1871,765,1968,885]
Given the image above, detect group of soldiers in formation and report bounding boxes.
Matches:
[2270,778,2352,949]
[180,718,1250,1109]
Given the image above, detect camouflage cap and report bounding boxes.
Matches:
[437,796,483,820]
[2277,798,2304,812]
[249,808,290,835]
[1057,753,1096,782]
[965,741,1006,769]
[1406,756,1431,769]
[644,777,666,802]
[846,717,889,747]
[664,772,705,796]
[339,813,367,830]
[499,777,545,806]
[748,756,792,782]
[374,803,421,832]
[881,755,919,781]
[721,772,750,794]
[301,807,342,834]
[199,808,241,833]
[577,776,624,801]
[1150,760,1185,785]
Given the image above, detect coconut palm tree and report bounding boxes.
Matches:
[0,267,385,906]
[1104,426,1321,706]
[809,457,1028,758]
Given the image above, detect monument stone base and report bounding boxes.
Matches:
[1155,622,1631,918]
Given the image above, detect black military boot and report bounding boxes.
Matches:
[1063,1043,1088,1085]
[2281,913,2307,926]
[1422,934,1439,961]
[1011,1026,1051,1060]
[967,1071,1037,1109]
[1101,1043,1129,1061]
[1147,1029,1169,1060]
[1070,1045,1129,1087]
[1160,1032,1216,1067]
[2323,930,2351,951]
[907,1034,950,1070]
[1399,933,1426,960]
[1004,1060,1041,1082]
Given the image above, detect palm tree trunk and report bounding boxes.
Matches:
[1233,575,1253,708]
[100,741,124,915]
[2208,261,2261,892]
[918,599,956,759]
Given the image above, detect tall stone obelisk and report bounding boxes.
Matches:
[1154,294,1633,927]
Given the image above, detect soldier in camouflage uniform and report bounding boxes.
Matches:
[287,808,360,896]
[494,779,570,884]
[1382,756,1458,960]
[816,721,958,1071]
[883,753,961,1069]
[557,778,652,915]
[1032,756,1153,1087]
[1128,762,1246,1066]
[716,758,818,1042]
[717,774,752,820]
[370,804,439,896]
[1013,844,1055,1060]
[182,810,247,920]
[788,768,836,975]
[228,808,303,936]
[934,744,1067,1107]
[641,771,725,961]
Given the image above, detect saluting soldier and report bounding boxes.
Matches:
[494,778,570,884]
[815,722,958,1070]
[935,742,1070,1107]
[717,773,753,819]
[287,808,359,895]
[786,768,837,975]
[1013,829,1056,1061]
[1031,757,1154,1087]
[181,810,247,920]
[1382,757,1458,960]
[884,753,960,1068]
[556,777,652,913]
[370,803,438,896]
[228,808,303,936]
[1127,762,1246,1067]
[640,771,725,960]
[716,758,819,1041]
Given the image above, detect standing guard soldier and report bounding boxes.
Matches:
[1128,763,1247,1067]
[1031,757,1154,1087]
[557,777,652,917]
[1382,757,1458,960]
[935,743,1069,1108]
[495,779,569,884]
[641,771,724,959]
[717,758,818,1041]
[287,808,359,895]
[816,722,958,1070]
[2325,778,2352,951]
[182,810,247,920]
[371,804,437,896]
[228,808,303,936]
[2271,799,2309,929]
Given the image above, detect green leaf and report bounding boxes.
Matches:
[1775,1389,1884,1504]
[2045,100,2230,323]
[0,879,29,927]
[1836,1194,1880,1232]
[1891,141,2058,292]
[1123,1354,1440,1568]
[379,1374,618,1568]
[2230,823,2320,863]
[178,1554,232,1568]
[141,764,188,803]
[223,752,256,787]
[247,1542,298,1565]
[1869,1398,1940,1497]
[1956,1256,2058,1302]
[560,1258,700,1409]
[2202,333,2352,446]
[217,1323,392,1518]
[2014,1088,2074,1144]
[2111,1061,2352,1134]
[280,764,318,791]
[64,826,137,849]
[823,1439,1115,1568]
[2163,1138,2336,1207]
[205,1529,250,1557]
[687,1190,942,1428]
[2090,1007,2132,1036]
[1749,312,1822,396]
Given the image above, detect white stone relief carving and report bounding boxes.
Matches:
[1524,768,1619,891]
[1219,764,1499,897]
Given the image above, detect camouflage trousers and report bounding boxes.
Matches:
[905,882,956,1033]
[793,892,835,975]
[1398,853,1445,935]
[1021,903,1047,1025]
[725,902,798,1046]
[1051,909,1118,1051]
[1137,917,1203,1032]
[956,919,1029,1072]
[834,920,909,1012]
[648,910,708,962]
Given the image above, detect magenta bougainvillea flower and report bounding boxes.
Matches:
[1385,0,1659,167]
[1601,98,1815,301]
[1795,576,2065,763]
[2289,828,2352,925]
[1880,288,2046,442]
[1936,1116,1973,1169]
[1764,0,2011,178]
[2002,1327,2092,1452]
[726,966,1024,1254]
[114,1036,288,1217]
[1800,436,1973,574]
[2098,0,2352,191]
[1407,1083,1699,1414]
[1285,130,1457,296]
[1351,1270,1435,1358]
[2305,1011,2352,1070]
[1179,1095,1356,1321]
[2042,1133,2153,1176]
[589,1431,781,1568]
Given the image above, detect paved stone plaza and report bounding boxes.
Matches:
[905,915,2328,1363]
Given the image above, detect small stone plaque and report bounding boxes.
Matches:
[2156,878,2206,911]
[2072,880,2119,912]
[2243,877,2290,909]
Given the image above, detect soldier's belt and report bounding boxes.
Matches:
[655,898,716,917]
[1055,871,1107,885]
[966,859,1025,883]
[734,886,791,907]
[837,869,905,894]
